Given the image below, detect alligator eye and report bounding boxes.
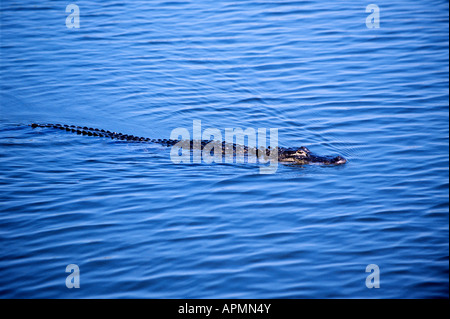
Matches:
[299,146,310,152]
[295,150,307,157]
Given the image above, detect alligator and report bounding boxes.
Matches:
[30,123,347,165]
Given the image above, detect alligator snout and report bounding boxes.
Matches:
[332,156,347,165]
[309,154,347,165]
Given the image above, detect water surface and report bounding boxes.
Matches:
[0,0,448,298]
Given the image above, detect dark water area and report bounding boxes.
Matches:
[0,1,448,298]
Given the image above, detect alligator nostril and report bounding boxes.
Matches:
[334,156,346,164]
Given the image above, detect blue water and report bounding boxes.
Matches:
[0,0,448,298]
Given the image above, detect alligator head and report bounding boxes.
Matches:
[278,146,346,165]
